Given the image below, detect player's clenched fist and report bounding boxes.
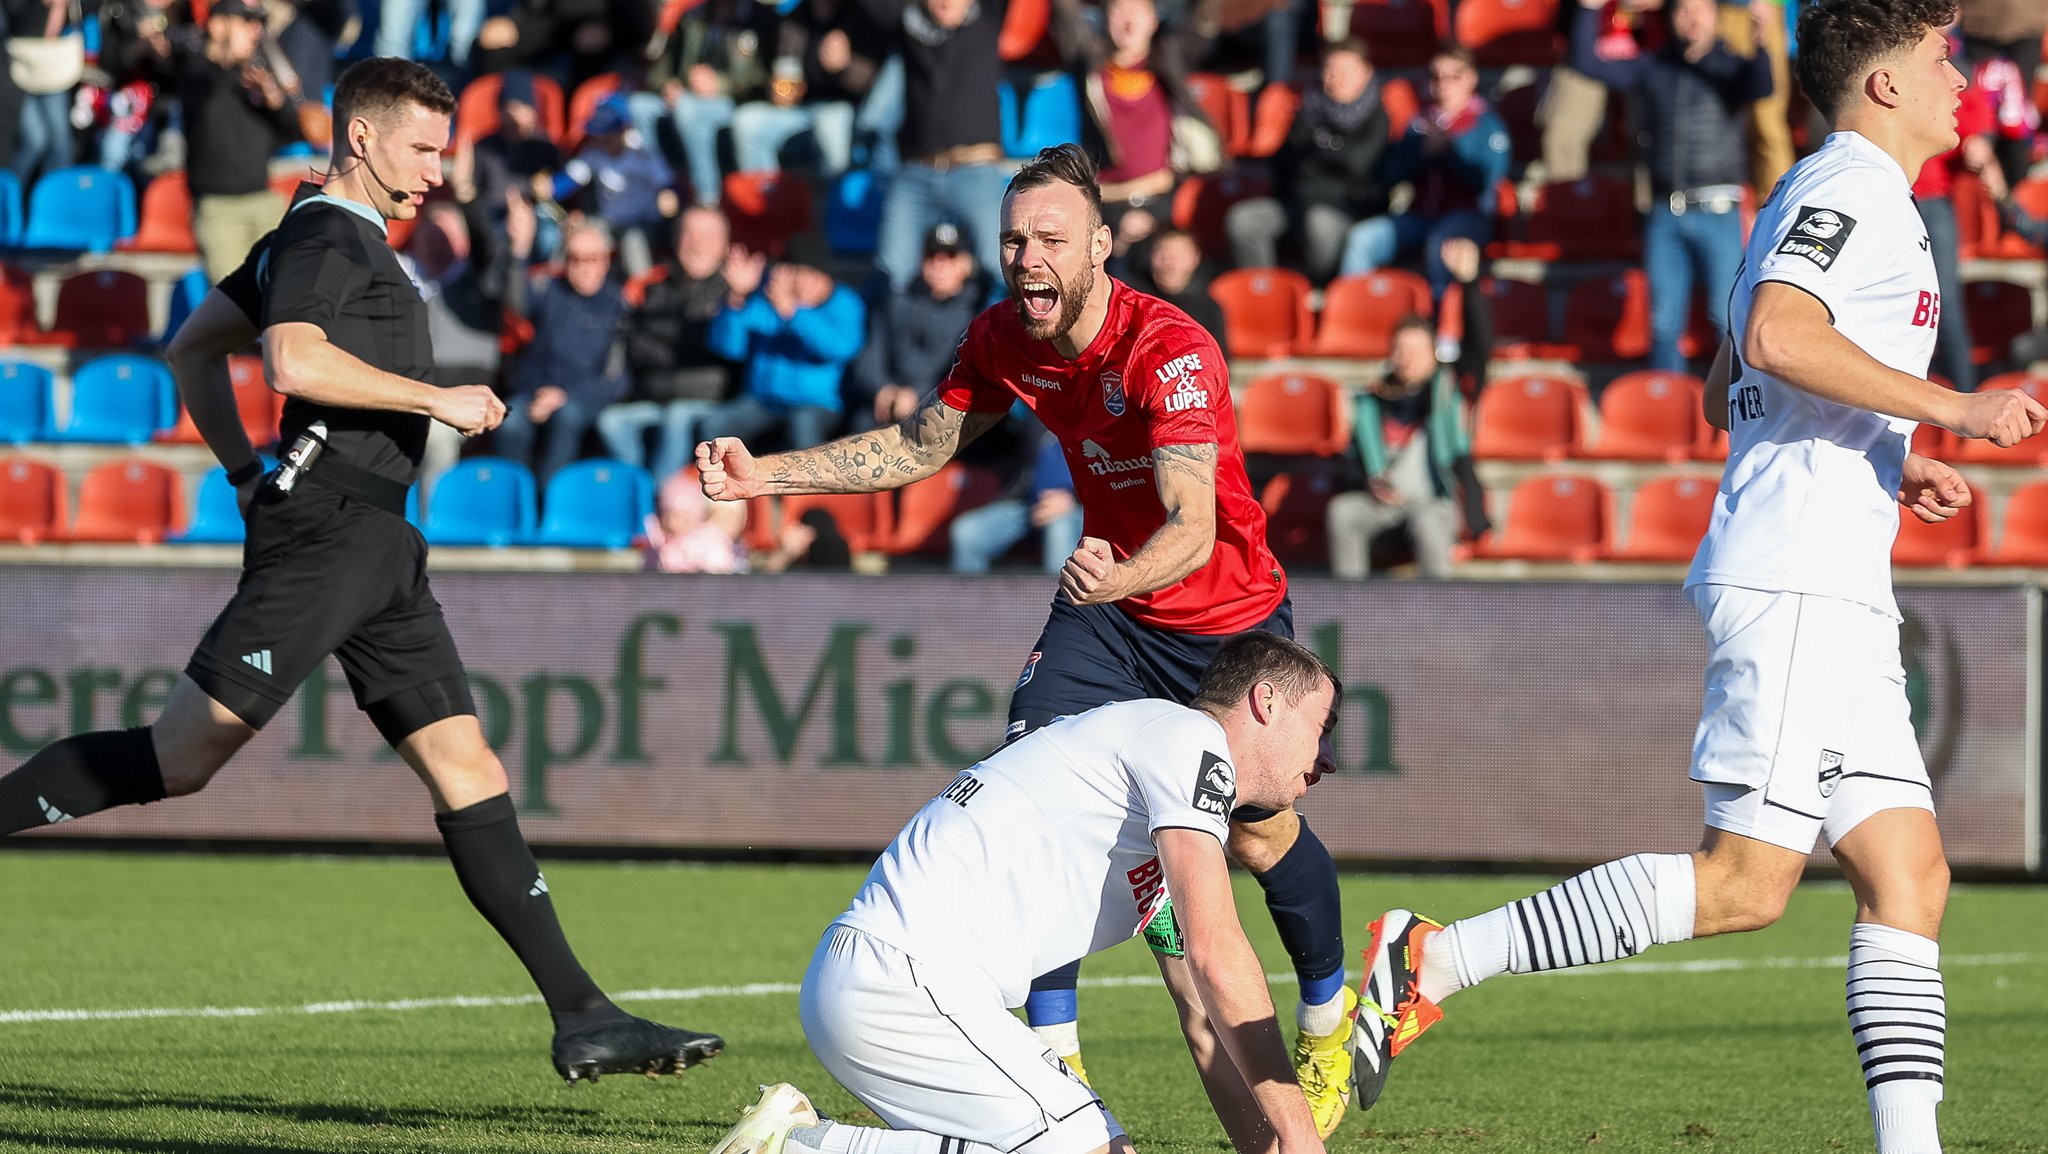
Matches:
[434,385,506,437]
[1946,388,2048,448]
[1058,537,1122,605]
[696,437,761,501]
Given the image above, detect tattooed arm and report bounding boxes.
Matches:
[1059,443,1219,605]
[697,390,1009,499]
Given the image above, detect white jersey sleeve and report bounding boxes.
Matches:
[1124,712,1238,845]
[1751,190,1899,324]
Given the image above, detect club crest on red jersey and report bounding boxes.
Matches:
[1101,370,1126,416]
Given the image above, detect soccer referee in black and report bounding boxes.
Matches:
[0,58,724,1085]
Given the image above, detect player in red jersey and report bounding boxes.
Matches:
[698,144,1354,1135]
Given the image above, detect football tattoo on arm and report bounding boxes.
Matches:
[699,391,1008,499]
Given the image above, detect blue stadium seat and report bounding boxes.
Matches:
[52,354,174,444]
[0,361,52,444]
[162,267,212,342]
[423,457,536,546]
[826,169,887,257]
[1009,73,1082,159]
[23,167,136,252]
[0,170,23,246]
[176,458,273,544]
[535,459,653,548]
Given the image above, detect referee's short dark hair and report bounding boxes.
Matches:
[1191,633,1342,716]
[1795,0,1957,122]
[1006,143,1106,232]
[333,57,457,133]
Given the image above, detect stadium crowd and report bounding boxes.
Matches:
[0,0,2043,572]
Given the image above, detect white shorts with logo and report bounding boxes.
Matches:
[801,924,1123,1154]
[1687,584,1934,853]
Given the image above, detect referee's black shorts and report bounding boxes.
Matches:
[186,484,474,745]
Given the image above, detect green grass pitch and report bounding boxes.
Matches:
[0,851,2043,1153]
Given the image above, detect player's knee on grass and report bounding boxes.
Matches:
[151,675,258,796]
[1225,806,1297,873]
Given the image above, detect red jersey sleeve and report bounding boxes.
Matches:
[1135,322,1227,449]
[938,309,1020,414]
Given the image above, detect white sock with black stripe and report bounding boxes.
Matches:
[788,1121,989,1154]
[1848,922,1944,1154]
[1417,854,1697,1003]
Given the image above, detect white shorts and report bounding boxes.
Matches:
[800,924,1122,1154]
[1688,585,1934,853]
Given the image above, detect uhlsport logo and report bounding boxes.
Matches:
[1101,370,1126,416]
[1021,372,1061,391]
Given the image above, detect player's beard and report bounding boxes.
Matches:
[1010,262,1095,343]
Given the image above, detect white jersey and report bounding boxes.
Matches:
[1687,132,1940,619]
[834,699,1236,1007]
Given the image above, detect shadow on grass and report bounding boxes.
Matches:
[0,1080,617,1131]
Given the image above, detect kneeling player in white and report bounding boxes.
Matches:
[1349,4,2046,1154]
[711,633,1340,1154]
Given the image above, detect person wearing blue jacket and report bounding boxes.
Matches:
[495,222,633,487]
[1338,46,1511,297]
[703,233,868,451]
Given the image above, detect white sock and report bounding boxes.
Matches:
[1033,1020,1081,1058]
[1848,923,1944,1154]
[1297,987,1348,1036]
[1417,854,1697,1004]
[789,1120,984,1154]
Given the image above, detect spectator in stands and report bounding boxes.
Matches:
[1957,0,2045,190]
[1914,74,2000,391]
[471,0,655,93]
[1223,38,1387,285]
[1338,47,1509,297]
[859,0,1009,291]
[1977,160,2048,369]
[1538,0,1654,185]
[176,0,301,283]
[948,423,1084,572]
[377,0,484,67]
[557,95,678,278]
[731,0,889,186]
[1051,0,1218,257]
[851,222,984,429]
[473,70,563,214]
[1132,226,1227,351]
[600,206,738,483]
[87,0,178,174]
[1326,237,1490,580]
[1718,0,1793,192]
[1567,0,1772,372]
[272,0,350,105]
[634,0,776,207]
[645,468,751,573]
[495,223,633,488]
[703,232,866,451]
[6,0,83,185]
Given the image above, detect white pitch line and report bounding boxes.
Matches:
[0,953,2037,1027]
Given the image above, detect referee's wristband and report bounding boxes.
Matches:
[226,460,265,487]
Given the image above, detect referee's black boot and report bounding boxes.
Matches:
[552,1014,725,1084]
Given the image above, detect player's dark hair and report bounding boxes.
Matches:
[1191,633,1342,716]
[333,57,457,135]
[1795,0,1957,122]
[1006,143,1105,232]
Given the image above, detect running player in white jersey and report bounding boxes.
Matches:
[1348,3,2046,1152]
[707,633,1340,1154]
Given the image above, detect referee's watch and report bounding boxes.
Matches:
[226,459,265,487]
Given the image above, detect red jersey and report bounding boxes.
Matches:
[940,279,1286,635]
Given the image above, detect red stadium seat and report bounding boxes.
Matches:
[1346,0,1444,69]
[1237,373,1347,457]
[1170,170,1272,259]
[120,170,198,254]
[722,173,814,258]
[0,263,37,343]
[999,0,1052,62]
[1470,373,1588,461]
[623,263,673,308]
[1474,473,1609,561]
[1208,267,1313,358]
[1946,372,2048,466]
[1258,469,1341,569]
[1454,0,1561,69]
[1606,474,1715,562]
[1244,83,1301,159]
[1964,278,2033,366]
[1443,277,1548,359]
[1495,177,1642,262]
[0,455,64,543]
[34,270,152,348]
[1555,270,1651,362]
[1182,73,1249,157]
[1892,501,1979,569]
[455,72,565,147]
[884,462,1006,557]
[779,492,894,554]
[62,458,183,543]
[159,354,280,448]
[1982,176,2048,259]
[1981,480,2048,566]
[1309,271,1431,358]
[562,73,625,155]
[1380,77,1420,137]
[1583,371,1706,461]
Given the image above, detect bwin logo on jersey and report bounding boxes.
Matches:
[1778,205,1858,271]
[1817,749,1845,798]
[1193,751,1236,817]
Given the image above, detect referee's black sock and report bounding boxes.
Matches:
[435,793,617,1024]
[1252,818,1349,1010]
[0,728,166,837]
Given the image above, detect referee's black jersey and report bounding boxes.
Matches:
[221,188,438,487]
